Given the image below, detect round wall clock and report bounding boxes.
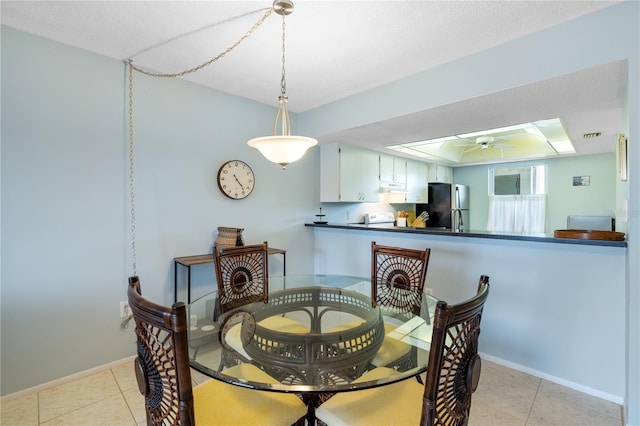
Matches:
[217,160,255,200]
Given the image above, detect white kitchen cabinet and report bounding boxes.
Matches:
[428,164,453,183]
[379,154,406,186]
[406,159,428,203]
[320,143,380,202]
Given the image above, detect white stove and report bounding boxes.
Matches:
[364,212,396,226]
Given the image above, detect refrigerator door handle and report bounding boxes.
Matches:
[451,208,464,232]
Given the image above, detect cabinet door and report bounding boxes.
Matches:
[406,160,428,203]
[380,154,406,185]
[360,149,381,202]
[394,157,407,186]
[320,143,340,202]
[428,164,453,183]
[379,154,394,182]
[441,166,453,183]
[320,144,383,202]
[338,145,364,201]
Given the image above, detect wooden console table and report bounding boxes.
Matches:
[173,247,286,303]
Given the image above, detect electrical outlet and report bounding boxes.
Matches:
[346,211,351,220]
[120,301,131,318]
[425,288,433,295]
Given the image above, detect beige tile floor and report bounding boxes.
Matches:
[1,359,623,426]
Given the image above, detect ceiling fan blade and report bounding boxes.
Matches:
[491,134,517,141]
[462,145,480,153]
[492,143,514,149]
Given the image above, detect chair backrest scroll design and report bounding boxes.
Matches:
[128,276,195,426]
[371,241,431,315]
[214,241,269,314]
[420,275,490,426]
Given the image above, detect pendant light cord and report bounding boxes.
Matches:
[123,7,277,328]
[128,8,274,78]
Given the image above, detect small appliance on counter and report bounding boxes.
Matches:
[364,212,396,227]
[567,215,614,231]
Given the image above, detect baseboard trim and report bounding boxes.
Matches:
[0,355,137,402]
[480,352,624,405]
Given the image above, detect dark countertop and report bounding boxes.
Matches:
[305,223,627,247]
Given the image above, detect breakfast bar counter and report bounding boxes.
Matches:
[305,220,627,403]
[304,222,627,248]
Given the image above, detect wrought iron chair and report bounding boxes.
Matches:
[214,242,309,368]
[370,241,431,370]
[316,275,490,426]
[127,276,306,426]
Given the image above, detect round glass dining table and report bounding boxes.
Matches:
[187,275,437,421]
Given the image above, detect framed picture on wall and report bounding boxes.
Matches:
[618,134,628,181]
[573,176,590,186]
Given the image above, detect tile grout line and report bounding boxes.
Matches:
[110,365,139,425]
[524,378,543,425]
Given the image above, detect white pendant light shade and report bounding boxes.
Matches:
[248,135,317,168]
[248,0,317,169]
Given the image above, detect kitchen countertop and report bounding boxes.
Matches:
[305,222,627,247]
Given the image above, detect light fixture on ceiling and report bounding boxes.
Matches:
[549,139,575,153]
[386,118,575,164]
[247,0,317,169]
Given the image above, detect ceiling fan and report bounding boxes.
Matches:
[457,136,514,153]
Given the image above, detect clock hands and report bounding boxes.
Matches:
[233,174,245,191]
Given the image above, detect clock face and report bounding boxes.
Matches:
[217,160,255,200]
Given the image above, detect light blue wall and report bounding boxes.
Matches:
[312,227,626,401]
[1,26,319,395]
[2,2,639,423]
[453,153,617,233]
[302,3,639,423]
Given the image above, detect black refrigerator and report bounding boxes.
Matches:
[416,183,470,231]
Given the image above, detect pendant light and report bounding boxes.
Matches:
[248,0,317,169]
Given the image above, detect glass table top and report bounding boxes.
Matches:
[187,274,437,394]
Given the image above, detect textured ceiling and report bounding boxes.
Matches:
[327,60,627,166]
[1,0,625,165]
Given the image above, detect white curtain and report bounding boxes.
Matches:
[487,195,547,234]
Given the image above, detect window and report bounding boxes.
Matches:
[488,165,546,195]
[494,174,520,195]
[488,165,547,234]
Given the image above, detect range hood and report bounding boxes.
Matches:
[379,180,407,193]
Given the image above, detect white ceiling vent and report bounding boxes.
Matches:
[583,132,602,138]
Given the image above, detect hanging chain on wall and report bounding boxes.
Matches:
[125,5,274,271]
[121,62,137,331]
[122,7,276,330]
[128,7,273,78]
[279,12,287,96]
[127,62,137,278]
